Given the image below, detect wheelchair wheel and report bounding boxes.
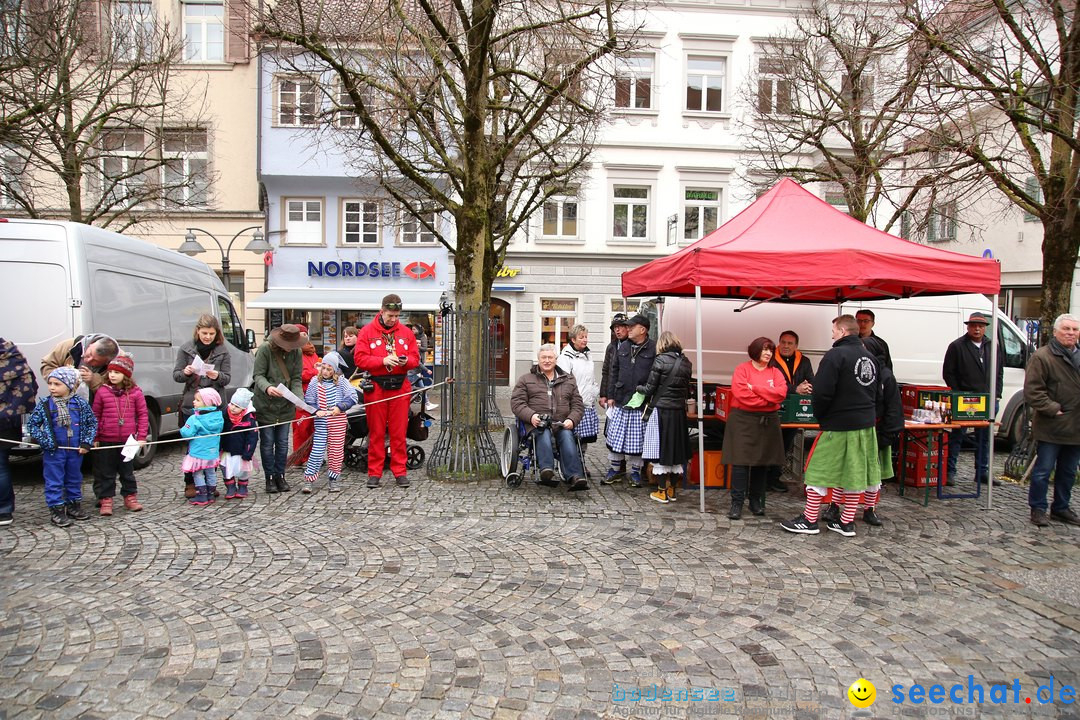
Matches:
[406,445,426,469]
[500,427,515,478]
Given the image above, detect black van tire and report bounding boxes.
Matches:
[133,409,160,469]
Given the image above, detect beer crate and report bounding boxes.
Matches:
[901,435,950,488]
[686,450,730,488]
[900,384,948,414]
[715,385,733,421]
[780,394,816,423]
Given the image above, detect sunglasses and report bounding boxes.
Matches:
[383,303,402,310]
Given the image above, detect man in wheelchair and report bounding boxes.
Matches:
[510,344,588,491]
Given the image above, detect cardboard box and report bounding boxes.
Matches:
[686,450,730,488]
[780,394,815,423]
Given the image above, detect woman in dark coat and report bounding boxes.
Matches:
[173,314,231,497]
[722,337,787,519]
[639,331,692,504]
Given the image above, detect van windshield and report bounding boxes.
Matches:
[1000,323,1028,368]
[217,296,246,350]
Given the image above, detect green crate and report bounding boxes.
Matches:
[917,390,991,421]
[780,394,816,423]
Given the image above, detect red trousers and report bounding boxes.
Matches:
[366,382,411,477]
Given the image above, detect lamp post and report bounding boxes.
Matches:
[178,225,272,275]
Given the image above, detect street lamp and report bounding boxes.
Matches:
[178,225,272,275]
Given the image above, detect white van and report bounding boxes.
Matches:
[652,294,1032,442]
[0,218,256,467]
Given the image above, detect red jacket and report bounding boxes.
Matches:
[354,317,420,379]
[300,348,321,391]
[730,362,787,412]
[92,384,149,442]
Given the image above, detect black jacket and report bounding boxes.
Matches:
[813,334,881,431]
[338,343,358,378]
[770,351,814,393]
[609,338,657,406]
[877,365,905,442]
[600,339,623,400]
[637,351,692,410]
[861,332,893,370]
[942,334,1004,398]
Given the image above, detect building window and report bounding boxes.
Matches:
[182,0,224,62]
[334,82,366,129]
[542,196,578,239]
[1023,176,1042,222]
[926,202,957,242]
[98,129,148,204]
[686,56,725,112]
[400,210,436,244]
[615,55,653,110]
[342,200,380,245]
[540,298,577,348]
[683,188,720,242]
[277,77,318,127]
[161,128,209,207]
[757,56,792,115]
[609,297,641,315]
[841,73,875,111]
[285,198,323,245]
[612,186,649,241]
[113,0,154,60]
[0,148,20,208]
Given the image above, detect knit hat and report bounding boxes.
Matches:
[48,366,78,391]
[229,387,254,411]
[108,353,135,378]
[318,351,348,374]
[196,387,222,407]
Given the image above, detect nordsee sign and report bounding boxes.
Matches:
[307,260,437,280]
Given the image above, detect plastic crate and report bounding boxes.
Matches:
[686,450,730,488]
[780,394,815,423]
[901,435,949,488]
[715,386,734,421]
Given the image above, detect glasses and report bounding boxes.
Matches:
[383,303,402,310]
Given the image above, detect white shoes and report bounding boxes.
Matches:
[425,401,439,411]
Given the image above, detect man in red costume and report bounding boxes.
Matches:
[354,294,421,487]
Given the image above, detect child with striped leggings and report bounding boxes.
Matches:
[301,352,357,493]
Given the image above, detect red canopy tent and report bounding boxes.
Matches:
[620,178,1002,512]
[622,177,1000,302]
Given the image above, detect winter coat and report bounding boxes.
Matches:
[354,317,421,383]
[338,342,358,378]
[608,339,657,406]
[730,362,788,412]
[221,410,258,460]
[0,337,38,437]
[41,335,111,394]
[600,339,623,401]
[1024,341,1080,445]
[557,344,600,408]
[27,394,97,451]
[173,340,232,413]
[511,365,584,426]
[304,375,358,413]
[91,384,149,442]
[770,351,815,394]
[942,334,1004,397]
[637,350,692,410]
[180,407,224,460]
[252,343,303,424]
[861,332,892,370]
[301,349,320,391]
[812,334,881,431]
[877,365,905,444]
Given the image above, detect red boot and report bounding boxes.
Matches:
[123,494,143,512]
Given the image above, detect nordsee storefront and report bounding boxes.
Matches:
[249,245,450,361]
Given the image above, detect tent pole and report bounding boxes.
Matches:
[987,294,1000,510]
[696,286,706,513]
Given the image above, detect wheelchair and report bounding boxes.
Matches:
[500,416,585,490]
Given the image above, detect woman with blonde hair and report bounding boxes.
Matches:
[638,330,692,504]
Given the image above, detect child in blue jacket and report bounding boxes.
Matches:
[26,367,98,527]
[181,388,224,506]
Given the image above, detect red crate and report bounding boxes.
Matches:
[901,384,949,413]
[901,435,949,488]
[715,386,734,421]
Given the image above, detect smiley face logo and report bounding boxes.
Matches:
[848,678,876,708]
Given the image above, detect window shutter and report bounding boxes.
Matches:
[757,78,772,114]
[927,211,936,242]
[1023,176,1039,222]
[225,0,249,64]
[900,211,910,239]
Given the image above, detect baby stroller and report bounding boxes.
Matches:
[343,372,427,472]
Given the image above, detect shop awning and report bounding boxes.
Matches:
[247,288,446,311]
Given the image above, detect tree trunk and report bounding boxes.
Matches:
[1038,218,1080,344]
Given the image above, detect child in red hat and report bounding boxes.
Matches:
[91,353,149,515]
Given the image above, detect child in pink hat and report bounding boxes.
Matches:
[180,388,224,506]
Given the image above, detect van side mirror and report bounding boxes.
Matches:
[246,329,256,351]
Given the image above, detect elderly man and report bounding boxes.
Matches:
[782,315,880,537]
[767,330,814,492]
[1024,313,1080,527]
[511,344,587,490]
[41,333,120,396]
[943,312,1004,487]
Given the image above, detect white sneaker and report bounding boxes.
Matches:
[425,402,439,411]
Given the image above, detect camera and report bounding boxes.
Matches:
[537,414,552,430]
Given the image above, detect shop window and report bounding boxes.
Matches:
[539,298,577,348]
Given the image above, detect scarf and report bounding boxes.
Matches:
[1050,338,1080,372]
[54,396,71,428]
[0,338,38,424]
[194,338,216,360]
[227,405,247,425]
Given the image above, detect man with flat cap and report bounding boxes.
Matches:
[354,294,421,488]
[604,314,656,487]
[943,312,1004,486]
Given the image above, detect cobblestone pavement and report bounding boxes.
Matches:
[2,415,1079,720]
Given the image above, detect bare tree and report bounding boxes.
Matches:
[742,0,944,230]
[256,0,632,472]
[0,0,212,230]
[905,0,1080,339]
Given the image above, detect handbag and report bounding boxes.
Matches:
[407,411,432,441]
[373,374,406,391]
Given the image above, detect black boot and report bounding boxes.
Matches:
[50,505,73,527]
[275,473,291,493]
[748,468,766,516]
[266,475,279,494]
[66,500,90,521]
[728,467,747,520]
